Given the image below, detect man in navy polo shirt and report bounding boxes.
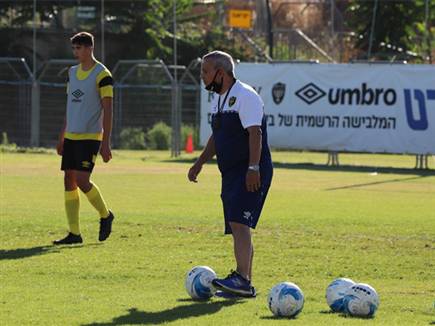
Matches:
[188,51,273,297]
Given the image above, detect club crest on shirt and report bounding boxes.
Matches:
[229,96,237,107]
[272,82,286,105]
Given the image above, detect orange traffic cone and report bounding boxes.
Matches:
[185,134,194,153]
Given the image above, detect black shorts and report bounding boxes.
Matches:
[61,139,101,172]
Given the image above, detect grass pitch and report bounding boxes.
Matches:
[1,150,434,325]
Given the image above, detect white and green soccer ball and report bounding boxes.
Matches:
[342,283,379,318]
[185,266,217,300]
[326,278,356,312]
[267,282,304,318]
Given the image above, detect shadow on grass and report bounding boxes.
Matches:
[0,243,102,260]
[83,300,243,325]
[319,310,336,314]
[162,158,214,164]
[337,313,375,320]
[164,158,434,176]
[271,162,435,176]
[325,175,429,191]
[260,315,300,320]
[0,246,54,260]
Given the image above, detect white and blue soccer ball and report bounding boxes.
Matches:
[185,266,217,300]
[326,278,356,312]
[268,282,305,318]
[342,283,379,318]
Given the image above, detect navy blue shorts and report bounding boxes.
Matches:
[221,171,271,235]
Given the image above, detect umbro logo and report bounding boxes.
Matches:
[72,89,84,99]
[295,83,326,105]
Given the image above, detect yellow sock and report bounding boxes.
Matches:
[85,182,110,218]
[65,189,80,235]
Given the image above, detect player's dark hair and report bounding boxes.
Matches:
[70,32,94,47]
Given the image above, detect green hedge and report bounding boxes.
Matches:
[119,127,146,149]
[147,122,171,150]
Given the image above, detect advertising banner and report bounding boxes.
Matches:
[200,63,435,154]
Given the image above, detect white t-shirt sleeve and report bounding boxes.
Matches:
[239,91,264,129]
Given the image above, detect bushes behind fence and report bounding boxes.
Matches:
[147,122,172,150]
[119,127,146,150]
[119,122,199,150]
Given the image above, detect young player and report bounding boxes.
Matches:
[54,32,115,245]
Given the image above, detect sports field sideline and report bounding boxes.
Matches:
[1,150,434,325]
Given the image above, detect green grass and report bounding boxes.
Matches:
[1,150,434,325]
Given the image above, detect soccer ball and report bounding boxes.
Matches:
[342,283,379,317]
[267,282,304,318]
[185,266,217,300]
[326,278,355,312]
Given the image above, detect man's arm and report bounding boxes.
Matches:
[58,69,69,156]
[100,97,113,162]
[56,118,66,156]
[246,126,262,192]
[188,135,216,182]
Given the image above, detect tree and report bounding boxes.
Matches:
[0,0,193,61]
[0,0,257,68]
[346,0,434,62]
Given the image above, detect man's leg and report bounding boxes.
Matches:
[64,170,80,235]
[76,171,109,218]
[229,222,252,281]
[249,245,254,281]
[212,222,255,297]
[76,171,113,241]
[53,170,83,244]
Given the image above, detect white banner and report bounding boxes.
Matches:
[200,63,435,154]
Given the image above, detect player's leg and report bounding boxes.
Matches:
[74,139,114,241]
[76,170,108,218]
[54,140,83,245]
[76,170,114,241]
[64,170,81,235]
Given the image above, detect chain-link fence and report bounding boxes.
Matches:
[0,57,201,152]
[112,58,200,154]
[38,59,75,147]
[112,59,174,147]
[0,58,33,145]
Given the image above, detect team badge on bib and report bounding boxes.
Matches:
[229,96,237,107]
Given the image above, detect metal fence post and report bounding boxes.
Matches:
[171,79,179,157]
[30,80,40,146]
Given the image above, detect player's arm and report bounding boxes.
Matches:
[188,135,215,182]
[100,97,113,162]
[57,118,66,156]
[57,69,70,156]
[98,69,114,163]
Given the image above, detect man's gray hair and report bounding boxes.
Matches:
[202,50,235,77]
